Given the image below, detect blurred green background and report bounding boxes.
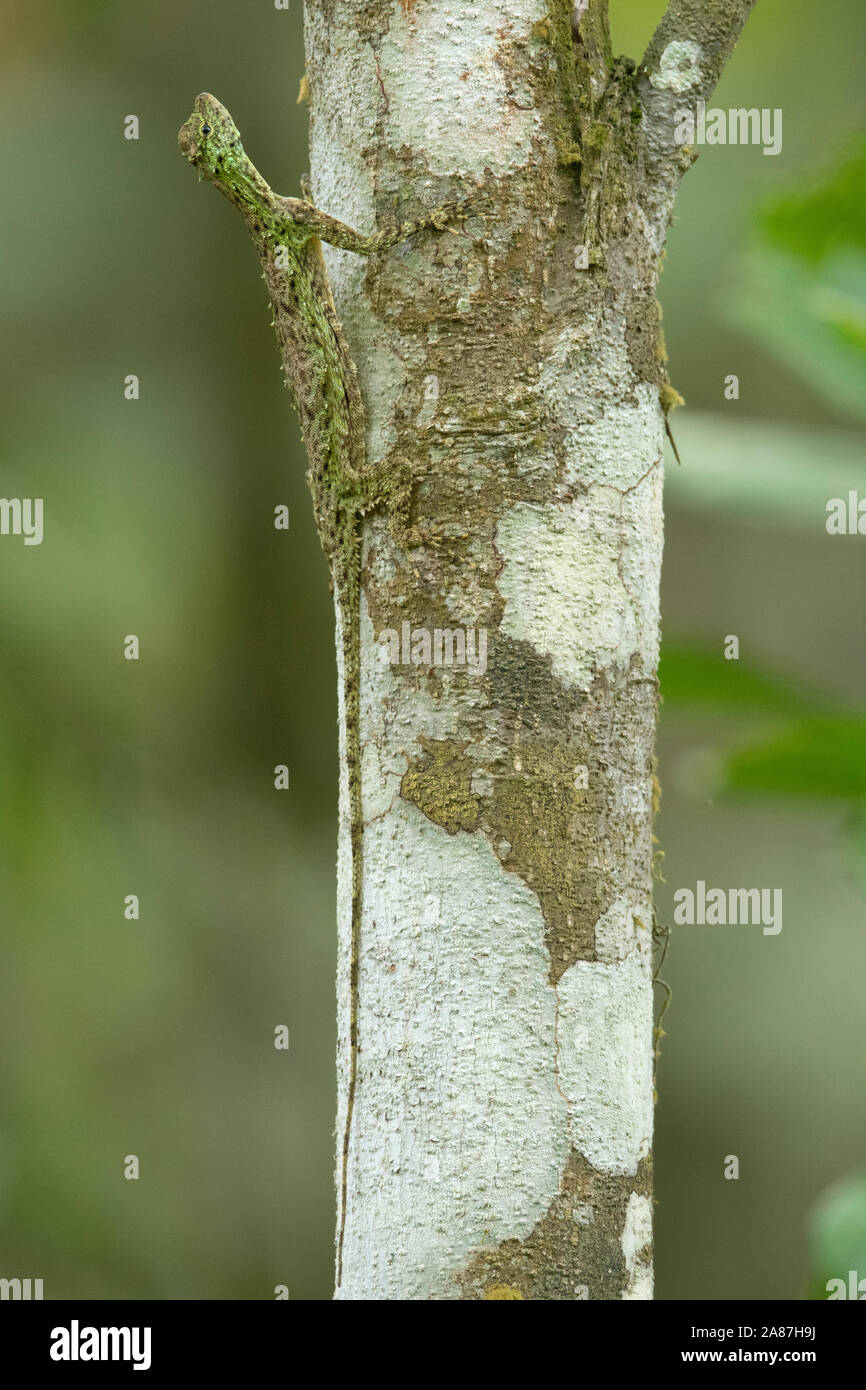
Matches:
[0,0,863,1300]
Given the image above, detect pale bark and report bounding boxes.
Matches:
[302,0,752,1300]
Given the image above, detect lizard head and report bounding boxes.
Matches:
[178,94,237,173]
[179,94,274,218]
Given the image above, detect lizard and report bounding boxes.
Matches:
[178,92,468,1289]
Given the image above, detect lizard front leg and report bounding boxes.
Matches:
[278,195,473,257]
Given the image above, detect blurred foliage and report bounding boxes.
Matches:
[660,648,818,716]
[726,718,866,799]
[660,650,866,798]
[729,141,866,424]
[646,0,866,1306]
[807,1174,866,1299]
[665,414,866,525]
[0,0,338,1301]
[665,134,866,811]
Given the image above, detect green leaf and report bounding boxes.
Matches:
[659,647,820,715]
[761,141,866,264]
[727,140,866,423]
[725,717,866,799]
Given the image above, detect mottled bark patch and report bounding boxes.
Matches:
[455,1150,653,1301]
[400,737,480,834]
[396,636,657,985]
[488,647,657,983]
[626,289,667,385]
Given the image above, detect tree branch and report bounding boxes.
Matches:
[643,0,755,98]
[636,0,756,237]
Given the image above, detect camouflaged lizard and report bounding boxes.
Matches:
[178,93,466,1287]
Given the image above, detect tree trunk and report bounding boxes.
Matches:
[303,0,753,1301]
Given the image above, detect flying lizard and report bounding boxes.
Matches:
[178,93,467,1286]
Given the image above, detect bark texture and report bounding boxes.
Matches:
[302,0,752,1300]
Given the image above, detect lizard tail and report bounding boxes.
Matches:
[336,592,363,1290]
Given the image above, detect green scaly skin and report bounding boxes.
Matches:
[178,94,465,1289]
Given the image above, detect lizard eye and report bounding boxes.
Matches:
[202,123,211,136]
